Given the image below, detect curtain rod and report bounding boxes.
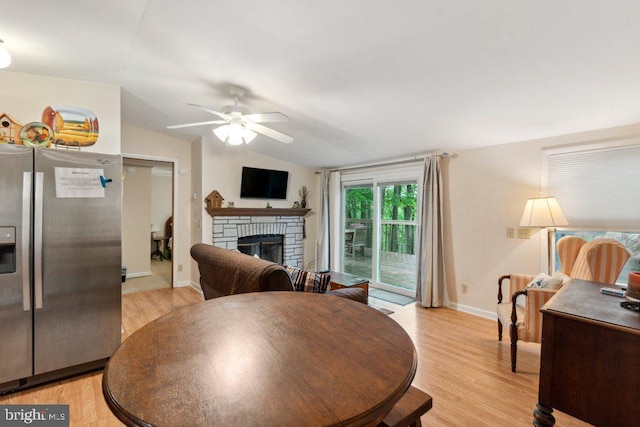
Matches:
[318,152,457,174]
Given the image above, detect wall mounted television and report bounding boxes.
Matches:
[240,167,289,199]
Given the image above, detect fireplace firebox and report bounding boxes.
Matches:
[237,234,284,264]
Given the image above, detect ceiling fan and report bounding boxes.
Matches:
[167,86,294,145]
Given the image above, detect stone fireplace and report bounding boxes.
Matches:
[211,209,308,268]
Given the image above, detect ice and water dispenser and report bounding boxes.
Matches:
[0,227,16,274]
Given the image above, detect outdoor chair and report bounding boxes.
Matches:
[345,225,367,257]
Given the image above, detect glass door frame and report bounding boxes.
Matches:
[343,179,376,284]
[340,164,423,297]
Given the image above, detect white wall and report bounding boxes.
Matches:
[0,71,121,154]
[446,123,640,316]
[190,140,203,281]
[121,123,192,287]
[191,137,319,283]
[122,166,152,276]
[151,171,172,235]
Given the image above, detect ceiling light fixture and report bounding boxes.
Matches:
[213,119,257,146]
[0,39,11,68]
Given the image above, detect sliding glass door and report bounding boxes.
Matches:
[377,181,418,294]
[342,168,421,297]
[344,184,373,279]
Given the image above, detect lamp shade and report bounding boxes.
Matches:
[519,195,568,228]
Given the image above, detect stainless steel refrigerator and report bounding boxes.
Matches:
[0,144,121,391]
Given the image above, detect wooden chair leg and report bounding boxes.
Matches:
[510,322,518,373]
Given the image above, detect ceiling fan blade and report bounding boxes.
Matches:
[186,103,232,120]
[167,120,226,130]
[243,121,294,144]
[243,112,289,123]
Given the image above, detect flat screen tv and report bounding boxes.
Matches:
[240,167,289,199]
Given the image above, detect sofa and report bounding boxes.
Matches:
[191,243,367,304]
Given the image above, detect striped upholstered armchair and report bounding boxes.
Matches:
[497,236,630,372]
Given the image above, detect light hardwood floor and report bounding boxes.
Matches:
[0,288,590,426]
[121,259,172,295]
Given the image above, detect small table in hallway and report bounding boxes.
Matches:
[150,236,168,261]
[103,292,417,426]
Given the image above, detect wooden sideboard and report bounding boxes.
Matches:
[534,279,640,426]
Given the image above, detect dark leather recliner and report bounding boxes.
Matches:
[191,243,367,304]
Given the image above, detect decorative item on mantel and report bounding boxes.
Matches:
[205,190,225,210]
[266,202,272,209]
[292,201,300,209]
[227,201,235,208]
[299,186,310,208]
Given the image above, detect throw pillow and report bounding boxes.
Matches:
[516,273,567,308]
[526,273,563,290]
[284,265,330,293]
[552,271,572,285]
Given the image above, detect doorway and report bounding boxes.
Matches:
[122,157,175,294]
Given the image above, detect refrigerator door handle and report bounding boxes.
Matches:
[22,172,32,311]
[34,172,44,310]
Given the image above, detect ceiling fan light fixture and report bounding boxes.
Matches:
[228,120,243,136]
[242,128,257,144]
[213,123,257,146]
[175,88,293,145]
[227,133,244,146]
[0,39,12,69]
[213,125,229,141]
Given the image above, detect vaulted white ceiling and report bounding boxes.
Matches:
[4,1,640,168]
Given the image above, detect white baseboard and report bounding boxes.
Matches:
[449,302,496,321]
[189,281,203,293]
[126,271,151,279]
[174,280,192,288]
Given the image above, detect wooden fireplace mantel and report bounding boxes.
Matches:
[206,207,311,217]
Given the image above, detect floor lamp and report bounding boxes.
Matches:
[519,194,569,275]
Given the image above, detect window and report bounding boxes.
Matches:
[554,230,640,285]
[546,144,640,284]
[547,145,640,230]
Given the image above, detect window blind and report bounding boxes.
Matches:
[547,146,640,230]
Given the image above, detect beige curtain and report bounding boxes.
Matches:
[328,171,342,272]
[316,171,330,271]
[416,155,448,307]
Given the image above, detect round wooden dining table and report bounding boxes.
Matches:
[102,292,417,427]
